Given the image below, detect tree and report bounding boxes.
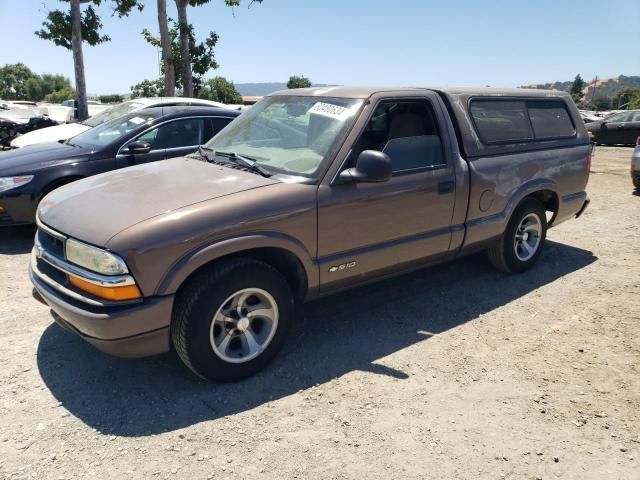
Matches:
[45,87,76,103]
[142,20,219,95]
[173,0,263,97]
[99,94,124,103]
[131,78,164,98]
[175,0,194,97]
[35,0,143,119]
[0,63,39,100]
[0,64,73,102]
[157,0,175,96]
[287,75,311,89]
[592,96,612,111]
[569,74,585,104]
[198,76,242,103]
[613,87,640,109]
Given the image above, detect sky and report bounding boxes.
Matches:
[0,0,638,95]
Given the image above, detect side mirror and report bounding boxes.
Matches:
[338,150,392,183]
[125,140,151,154]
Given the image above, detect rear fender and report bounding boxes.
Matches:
[464,178,558,248]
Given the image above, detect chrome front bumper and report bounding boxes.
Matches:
[30,220,173,357]
[32,218,139,307]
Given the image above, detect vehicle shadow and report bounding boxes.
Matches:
[0,224,35,255]
[36,240,597,437]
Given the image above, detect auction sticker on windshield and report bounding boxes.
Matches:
[128,116,147,125]
[309,102,350,120]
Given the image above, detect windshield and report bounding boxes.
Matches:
[82,101,145,127]
[204,95,363,177]
[70,112,156,149]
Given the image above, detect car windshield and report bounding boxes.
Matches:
[69,112,157,149]
[82,101,145,127]
[204,95,363,177]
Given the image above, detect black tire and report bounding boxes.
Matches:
[633,177,640,189]
[487,198,547,273]
[171,257,295,382]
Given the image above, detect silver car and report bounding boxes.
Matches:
[632,137,640,189]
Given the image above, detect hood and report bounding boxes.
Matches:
[10,123,90,148]
[38,157,279,246]
[0,141,92,175]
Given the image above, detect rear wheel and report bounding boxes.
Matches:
[171,258,294,382]
[633,177,640,189]
[488,198,547,273]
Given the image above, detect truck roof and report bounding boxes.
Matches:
[269,86,569,99]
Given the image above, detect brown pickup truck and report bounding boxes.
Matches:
[31,87,591,382]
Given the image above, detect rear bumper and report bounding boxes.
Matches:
[552,191,589,226]
[31,266,173,358]
[575,196,590,218]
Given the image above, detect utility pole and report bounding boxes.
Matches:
[71,0,89,120]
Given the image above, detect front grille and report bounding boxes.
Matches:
[37,228,65,258]
[36,256,68,285]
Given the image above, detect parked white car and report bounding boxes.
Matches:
[10,97,228,148]
[36,104,74,124]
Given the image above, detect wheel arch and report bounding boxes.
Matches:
[157,234,317,302]
[524,188,559,226]
[504,179,558,228]
[38,175,86,203]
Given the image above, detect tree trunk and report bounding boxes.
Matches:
[175,0,193,97]
[70,0,88,120]
[157,0,175,96]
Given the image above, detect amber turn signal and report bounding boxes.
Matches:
[68,275,142,301]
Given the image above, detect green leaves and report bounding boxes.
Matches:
[130,78,164,98]
[198,77,242,104]
[35,1,144,50]
[142,20,219,92]
[35,5,110,49]
[287,75,312,89]
[0,64,73,101]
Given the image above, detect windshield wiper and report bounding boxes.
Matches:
[214,150,272,178]
[187,145,216,161]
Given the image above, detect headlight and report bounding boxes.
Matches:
[0,175,34,193]
[65,238,129,275]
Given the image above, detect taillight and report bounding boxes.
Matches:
[586,150,592,174]
[636,136,640,146]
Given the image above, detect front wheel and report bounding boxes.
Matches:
[633,177,640,189]
[487,198,547,273]
[171,258,294,382]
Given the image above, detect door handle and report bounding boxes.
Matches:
[438,181,454,194]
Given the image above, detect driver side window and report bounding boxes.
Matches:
[351,100,445,173]
[136,119,206,150]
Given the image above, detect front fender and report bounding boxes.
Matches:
[155,232,319,297]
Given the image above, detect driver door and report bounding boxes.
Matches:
[117,125,167,168]
[317,93,457,292]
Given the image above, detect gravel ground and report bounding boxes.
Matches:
[0,146,638,480]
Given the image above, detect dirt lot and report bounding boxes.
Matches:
[0,147,638,480]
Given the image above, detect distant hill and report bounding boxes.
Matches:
[235,82,337,96]
[524,75,640,98]
[235,83,287,96]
